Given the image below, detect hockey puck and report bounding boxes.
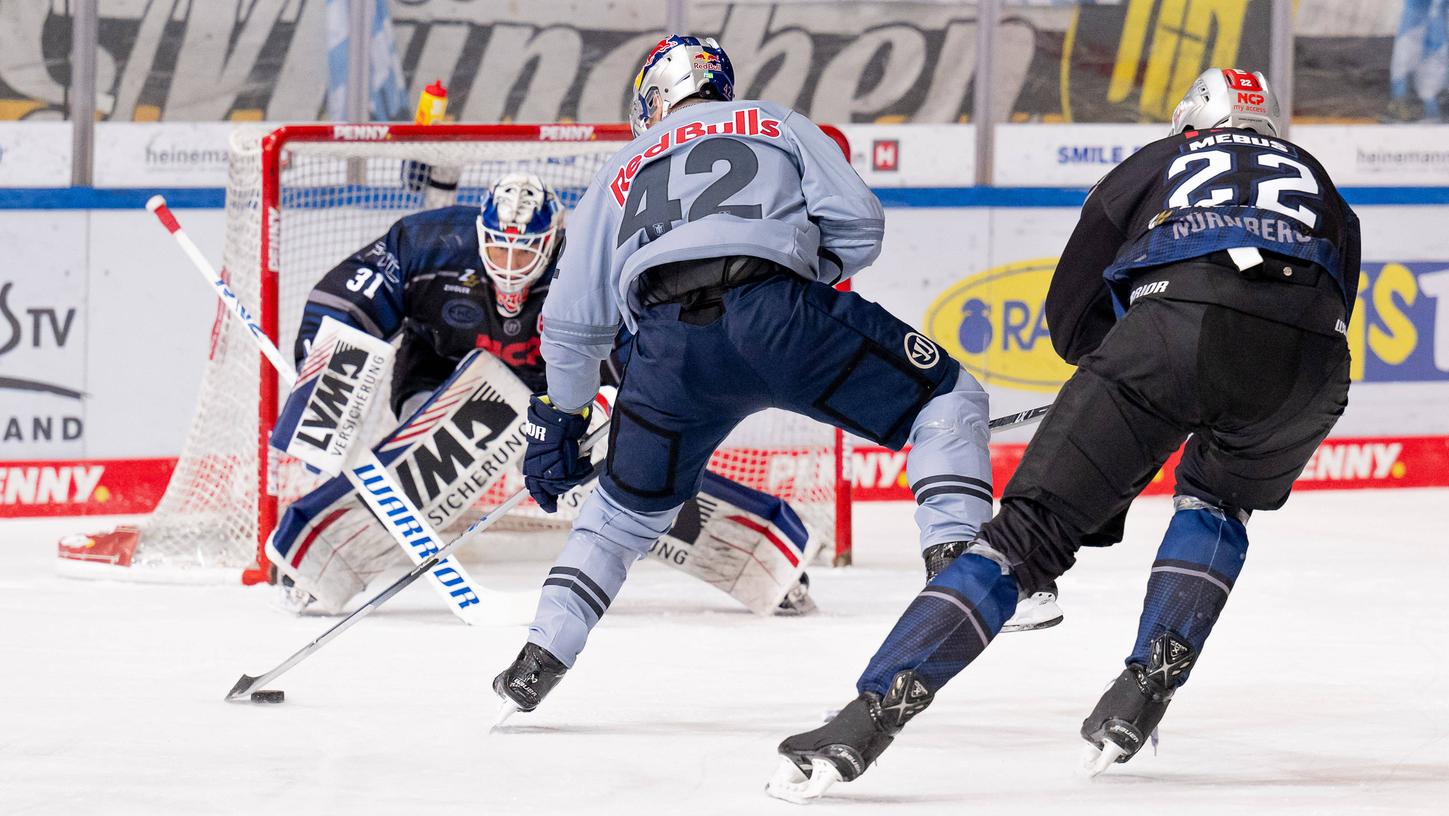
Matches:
[250,690,285,704]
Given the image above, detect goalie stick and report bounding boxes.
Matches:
[146,195,501,625]
[225,424,610,702]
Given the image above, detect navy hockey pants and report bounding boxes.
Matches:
[601,271,959,513]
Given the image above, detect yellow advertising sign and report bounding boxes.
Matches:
[923,258,1076,393]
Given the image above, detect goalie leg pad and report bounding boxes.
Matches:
[267,476,405,613]
[856,548,1018,697]
[1125,495,1249,688]
[646,471,819,616]
[527,484,681,667]
[905,368,994,553]
[268,350,534,612]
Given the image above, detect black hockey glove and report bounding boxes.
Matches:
[522,395,593,513]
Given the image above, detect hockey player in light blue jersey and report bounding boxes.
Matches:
[491,35,1000,721]
[265,175,820,620]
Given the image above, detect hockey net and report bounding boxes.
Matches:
[62,123,851,584]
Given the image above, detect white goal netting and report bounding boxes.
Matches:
[69,124,847,582]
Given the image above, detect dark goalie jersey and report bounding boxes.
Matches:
[295,205,555,414]
[1047,127,1361,365]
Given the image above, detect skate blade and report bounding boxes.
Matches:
[765,757,843,804]
[1000,613,1064,633]
[489,699,520,732]
[1001,596,1064,633]
[1080,739,1128,778]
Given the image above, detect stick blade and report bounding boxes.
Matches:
[225,674,261,701]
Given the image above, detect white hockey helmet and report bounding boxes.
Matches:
[629,35,736,137]
[1170,68,1282,137]
[476,173,562,317]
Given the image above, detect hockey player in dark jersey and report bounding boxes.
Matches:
[267,174,817,617]
[293,173,560,413]
[768,68,1359,801]
[266,173,565,611]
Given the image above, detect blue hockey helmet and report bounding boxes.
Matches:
[630,35,735,137]
[476,173,563,317]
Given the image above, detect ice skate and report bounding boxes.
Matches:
[767,670,931,803]
[271,574,318,616]
[491,642,568,727]
[776,573,818,616]
[1079,634,1193,777]
[1001,582,1063,632]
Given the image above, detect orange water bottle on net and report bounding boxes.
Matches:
[405,81,457,205]
[414,80,448,125]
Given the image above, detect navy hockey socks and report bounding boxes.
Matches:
[1126,499,1249,688]
[857,551,1018,697]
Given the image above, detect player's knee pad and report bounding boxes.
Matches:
[905,367,993,549]
[857,549,1018,697]
[907,366,990,450]
[1127,495,1250,686]
[572,484,682,559]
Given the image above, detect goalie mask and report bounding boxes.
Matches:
[630,35,735,137]
[1170,68,1282,138]
[477,174,563,317]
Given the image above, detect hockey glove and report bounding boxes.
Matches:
[522,395,593,513]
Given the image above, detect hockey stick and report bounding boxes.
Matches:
[146,195,498,625]
[987,403,1050,432]
[221,402,1042,701]
[225,424,610,701]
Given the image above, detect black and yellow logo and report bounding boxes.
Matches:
[1062,0,1271,123]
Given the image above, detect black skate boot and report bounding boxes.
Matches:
[922,540,971,581]
[766,670,934,803]
[491,643,567,727]
[1079,633,1195,777]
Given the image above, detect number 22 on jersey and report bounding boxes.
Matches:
[1165,146,1322,229]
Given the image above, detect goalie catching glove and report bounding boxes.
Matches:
[522,395,594,512]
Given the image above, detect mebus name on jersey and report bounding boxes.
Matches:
[610,107,783,206]
[1182,131,1290,155]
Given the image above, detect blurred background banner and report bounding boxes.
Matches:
[0,1,1438,125]
[325,0,407,122]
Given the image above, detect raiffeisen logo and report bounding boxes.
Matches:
[923,258,1074,392]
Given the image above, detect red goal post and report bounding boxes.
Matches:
[242,122,855,582]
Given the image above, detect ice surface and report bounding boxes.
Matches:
[4,492,1448,814]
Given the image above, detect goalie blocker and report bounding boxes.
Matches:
[268,348,819,616]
